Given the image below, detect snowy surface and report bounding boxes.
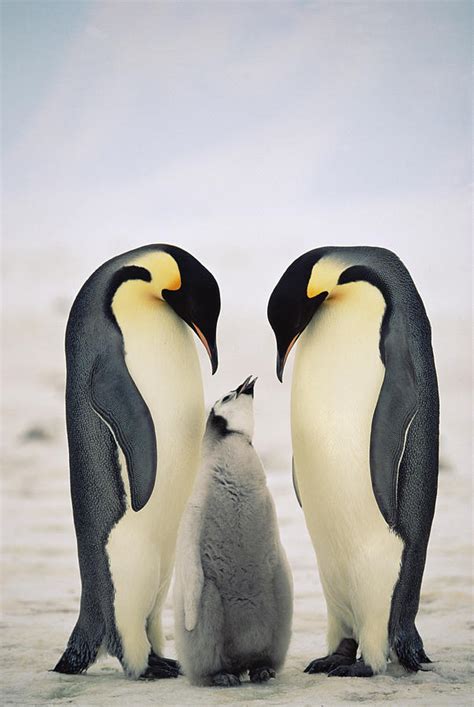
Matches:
[1,250,472,705]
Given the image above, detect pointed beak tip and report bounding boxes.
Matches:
[276,357,284,383]
[211,351,218,375]
[237,375,257,395]
[247,375,257,393]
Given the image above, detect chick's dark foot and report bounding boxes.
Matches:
[249,666,276,683]
[328,658,374,678]
[305,638,358,674]
[211,672,241,687]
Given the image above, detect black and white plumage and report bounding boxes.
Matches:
[268,246,439,677]
[174,377,293,687]
[54,244,220,679]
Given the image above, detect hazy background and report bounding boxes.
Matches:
[2,0,471,465]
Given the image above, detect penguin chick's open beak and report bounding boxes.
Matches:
[236,376,257,396]
[192,323,218,375]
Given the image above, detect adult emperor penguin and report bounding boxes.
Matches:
[267,246,439,677]
[174,377,293,686]
[54,244,220,679]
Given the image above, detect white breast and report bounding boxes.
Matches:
[109,296,204,541]
[105,297,205,660]
[291,281,403,651]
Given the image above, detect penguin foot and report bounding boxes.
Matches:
[140,654,180,680]
[148,652,182,675]
[305,638,358,674]
[328,658,373,678]
[249,666,276,683]
[211,672,241,687]
[140,665,179,680]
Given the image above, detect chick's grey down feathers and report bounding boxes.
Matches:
[174,384,293,686]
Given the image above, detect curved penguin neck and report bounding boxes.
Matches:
[112,279,205,479]
[292,278,387,491]
[293,278,387,399]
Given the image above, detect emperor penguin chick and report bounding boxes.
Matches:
[174,377,293,687]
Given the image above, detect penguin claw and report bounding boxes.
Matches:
[305,655,355,674]
[140,665,179,680]
[140,654,181,679]
[148,652,182,674]
[211,672,241,687]
[328,659,373,678]
[305,639,358,674]
[249,666,276,683]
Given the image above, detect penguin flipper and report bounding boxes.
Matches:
[182,562,204,633]
[176,503,204,632]
[90,351,157,512]
[370,312,417,527]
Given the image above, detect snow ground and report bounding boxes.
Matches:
[1,255,472,706]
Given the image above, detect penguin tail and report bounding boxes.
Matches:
[53,621,103,674]
[390,625,432,672]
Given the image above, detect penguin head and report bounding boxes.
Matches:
[159,246,221,374]
[268,249,350,381]
[109,245,220,373]
[208,376,257,439]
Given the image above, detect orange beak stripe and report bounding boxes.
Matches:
[283,333,300,370]
[192,322,212,360]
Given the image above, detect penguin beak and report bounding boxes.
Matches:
[192,323,218,374]
[276,334,300,382]
[236,375,257,396]
[275,291,329,382]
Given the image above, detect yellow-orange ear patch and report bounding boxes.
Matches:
[132,251,181,299]
[307,257,347,299]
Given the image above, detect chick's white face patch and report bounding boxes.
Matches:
[213,391,254,439]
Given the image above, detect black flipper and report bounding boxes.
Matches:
[370,311,417,527]
[90,351,157,512]
[292,457,302,508]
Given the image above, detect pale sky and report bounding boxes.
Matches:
[2,1,472,319]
